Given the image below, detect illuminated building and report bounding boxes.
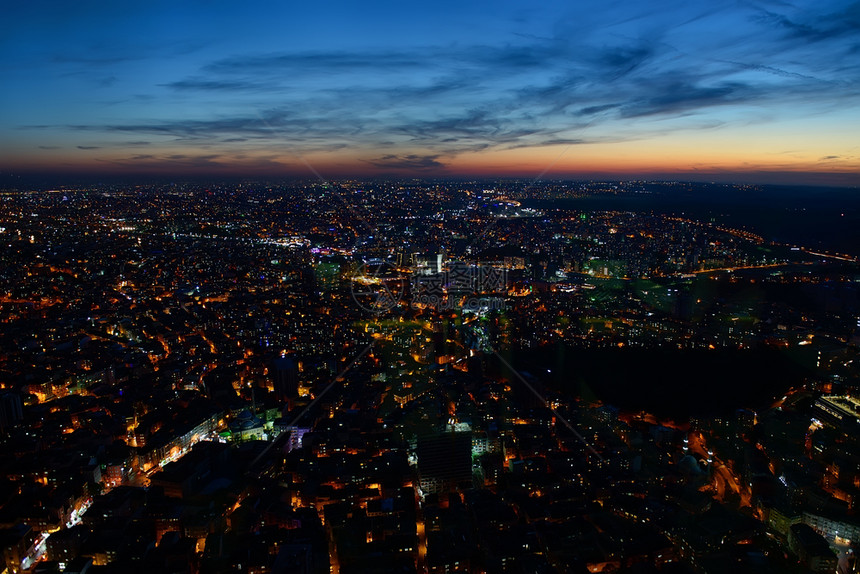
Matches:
[812,395,860,437]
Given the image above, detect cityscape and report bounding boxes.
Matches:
[1,180,859,573]
[2,1,860,574]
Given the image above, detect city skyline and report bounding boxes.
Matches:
[3,2,860,568]
[2,0,860,186]
[2,179,859,572]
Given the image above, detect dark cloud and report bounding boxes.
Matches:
[721,60,820,82]
[205,51,427,74]
[395,110,510,141]
[164,78,280,91]
[102,153,223,169]
[97,152,293,174]
[365,154,445,170]
[77,145,100,149]
[754,3,860,43]
[597,44,656,78]
[38,145,60,149]
[71,115,281,139]
[504,138,590,150]
[619,80,755,118]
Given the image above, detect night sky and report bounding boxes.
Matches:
[2,0,859,185]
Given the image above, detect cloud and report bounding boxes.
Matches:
[754,3,860,43]
[77,145,101,150]
[163,79,281,92]
[575,104,621,116]
[720,60,820,82]
[19,1,860,168]
[619,80,756,118]
[365,154,445,170]
[100,153,223,169]
[97,151,293,174]
[597,44,656,78]
[204,50,429,75]
[393,110,532,144]
[503,138,591,150]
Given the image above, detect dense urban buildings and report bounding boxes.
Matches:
[4,0,859,570]
[0,179,858,573]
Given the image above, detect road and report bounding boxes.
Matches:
[688,431,751,507]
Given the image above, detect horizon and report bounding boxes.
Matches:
[2,0,860,187]
[2,172,859,191]
[2,170,860,190]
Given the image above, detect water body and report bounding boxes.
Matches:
[522,183,860,255]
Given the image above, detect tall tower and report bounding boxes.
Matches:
[272,353,299,404]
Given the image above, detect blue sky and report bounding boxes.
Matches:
[1,0,859,184]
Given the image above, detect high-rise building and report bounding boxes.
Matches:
[272,355,299,403]
[0,393,23,432]
[417,433,472,495]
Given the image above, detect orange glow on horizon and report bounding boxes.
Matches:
[4,131,859,186]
